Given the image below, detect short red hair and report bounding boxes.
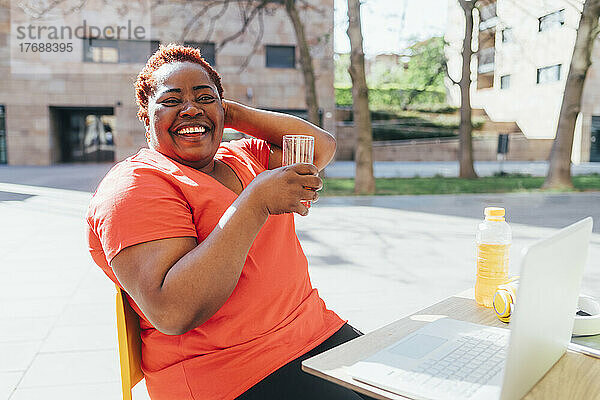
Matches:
[135,43,224,123]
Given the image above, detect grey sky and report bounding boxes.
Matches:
[334,0,448,56]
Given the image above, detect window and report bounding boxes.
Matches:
[83,39,159,63]
[501,28,513,43]
[479,2,497,21]
[539,9,565,32]
[84,39,118,63]
[266,45,295,68]
[591,116,600,162]
[184,42,216,66]
[479,2,498,30]
[52,107,115,162]
[500,75,510,89]
[0,105,6,164]
[537,64,561,84]
[478,47,495,73]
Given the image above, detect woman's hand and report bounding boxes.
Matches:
[245,163,321,216]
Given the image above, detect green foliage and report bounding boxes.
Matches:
[335,87,446,109]
[404,104,458,114]
[334,36,448,110]
[321,175,600,196]
[397,37,446,93]
[334,36,485,141]
[335,87,354,106]
[366,57,405,88]
[334,53,352,88]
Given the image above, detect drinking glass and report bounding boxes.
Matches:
[282,135,315,207]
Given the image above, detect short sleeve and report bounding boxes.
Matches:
[87,165,198,263]
[234,138,271,170]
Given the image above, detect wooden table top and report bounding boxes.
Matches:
[302,290,600,400]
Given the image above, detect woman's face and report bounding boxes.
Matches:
[146,61,224,170]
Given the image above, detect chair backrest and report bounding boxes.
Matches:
[115,285,144,400]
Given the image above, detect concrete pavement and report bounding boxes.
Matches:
[318,192,600,233]
[1,163,599,399]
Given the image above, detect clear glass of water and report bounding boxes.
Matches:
[282,135,314,166]
[282,135,315,206]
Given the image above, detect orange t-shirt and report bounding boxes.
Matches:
[86,138,345,400]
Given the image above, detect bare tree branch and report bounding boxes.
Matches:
[296,0,325,16]
[19,0,66,18]
[238,7,265,72]
[19,0,89,19]
[65,0,89,14]
[180,1,220,43]
[242,0,253,15]
[443,60,460,86]
[205,1,231,42]
[216,0,269,52]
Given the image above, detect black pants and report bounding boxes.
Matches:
[236,324,376,400]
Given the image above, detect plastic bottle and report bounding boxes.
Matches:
[475,207,512,307]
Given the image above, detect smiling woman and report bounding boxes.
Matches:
[86,44,372,400]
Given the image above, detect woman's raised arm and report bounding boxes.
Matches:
[223,100,336,171]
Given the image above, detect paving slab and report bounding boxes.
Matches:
[10,382,122,400]
[17,350,119,388]
[0,373,22,400]
[318,191,600,233]
[0,342,42,372]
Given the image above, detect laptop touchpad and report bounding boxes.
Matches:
[389,334,447,359]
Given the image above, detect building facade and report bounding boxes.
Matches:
[446,0,600,163]
[0,0,335,165]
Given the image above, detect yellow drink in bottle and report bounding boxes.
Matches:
[475,207,511,307]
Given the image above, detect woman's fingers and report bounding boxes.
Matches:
[290,162,319,178]
[293,202,310,216]
[312,191,319,203]
[250,164,322,216]
[302,175,322,190]
[301,187,319,201]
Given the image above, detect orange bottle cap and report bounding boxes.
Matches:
[485,207,505,217]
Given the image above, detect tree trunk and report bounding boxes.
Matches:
[284,0,321,126]
[544,0,600,189]
[458,0,478,178]
[347,0,375,194]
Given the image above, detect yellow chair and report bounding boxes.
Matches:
[115,285,144,400]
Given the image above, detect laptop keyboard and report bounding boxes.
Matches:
[388,330,508,398]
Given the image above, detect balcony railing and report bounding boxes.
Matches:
[480,16,498,30]
[478,63,495,74]
[478,47,495,73]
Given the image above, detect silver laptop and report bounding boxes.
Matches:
[346,217,593,400]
